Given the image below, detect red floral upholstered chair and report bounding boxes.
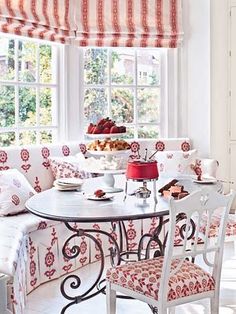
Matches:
[106,189,235,314]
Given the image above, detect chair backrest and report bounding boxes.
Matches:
[159,188,235,303]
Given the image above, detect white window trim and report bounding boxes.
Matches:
[0,33,62,145]
[65,46,179,142]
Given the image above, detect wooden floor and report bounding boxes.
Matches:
[24,242,236,314]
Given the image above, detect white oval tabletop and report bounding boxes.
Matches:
[25,175,222,223]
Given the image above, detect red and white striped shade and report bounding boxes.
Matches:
[0,0,76,44]
[74,0,183,48]
[0,0,183,47]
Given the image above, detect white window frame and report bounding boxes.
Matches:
[0,33,63,146]
[65,46,179,142]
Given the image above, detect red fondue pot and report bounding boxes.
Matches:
[126,160,159,180]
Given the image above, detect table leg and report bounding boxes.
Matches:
[60,222,121,313]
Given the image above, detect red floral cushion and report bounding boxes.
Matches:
[106,257,215,301]
[49,157,90,180]
[0,169,35,216]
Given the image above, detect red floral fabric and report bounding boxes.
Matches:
[49,157,90,180]
[107,257,215,301]
[0,169,35,216]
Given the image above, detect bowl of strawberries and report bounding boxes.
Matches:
[86,117,126,137]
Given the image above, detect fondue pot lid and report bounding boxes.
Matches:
[128,159,156,164]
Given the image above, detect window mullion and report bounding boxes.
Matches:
[108,48,111,117]
[134,49,138,138]
[15,38,19,145]
[36,43,40,144]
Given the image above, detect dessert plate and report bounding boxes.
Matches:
[85,133,126,139]
[193,178,217,184]
[86,195,114,201]
[56,178,84,185]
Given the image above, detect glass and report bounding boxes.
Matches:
[111,88,134,123]
[138,125,159,138]
[18,41,37,82]
[0,37,15,80]
[40,44,55,83]
[19,131,36,145]
[137,50,160,86]
[19,87,36,126]
[40,130,52,144]
[0,85,15,127]
[111,49,134,84]
[0,132,15,146]
[84,88,108,125]
[125,127,135,139]
[40,88,56,126]
[137,88,160,123]
[84,48,108,85]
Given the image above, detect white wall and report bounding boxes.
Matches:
[210,1,229,185]
[179,0,211,157]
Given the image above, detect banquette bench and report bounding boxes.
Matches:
[0,138,233,314]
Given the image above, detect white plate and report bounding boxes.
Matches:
[193,178,217,184]
[85,133,126,139]
[56,178,84,185]
[54,185,82,191]
[86,195,114,201]
[87,149,130,156]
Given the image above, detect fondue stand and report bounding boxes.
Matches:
[124,159,159,204]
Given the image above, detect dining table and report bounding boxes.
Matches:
[25,174,222,313]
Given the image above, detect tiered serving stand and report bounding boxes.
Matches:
[85,133,130,193]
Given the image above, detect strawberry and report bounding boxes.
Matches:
[110,125,119,133]
[102,127,110,134]
[118,126,126,133]
[94,189,106,198]
[97,118,107,126]
[87,123,94,134]
[92,125,103,134]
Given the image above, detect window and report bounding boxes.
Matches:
[83,48,166,139]
[0,34,59,146]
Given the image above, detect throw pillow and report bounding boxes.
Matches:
[49,156,91,180]
[0,169,36,216]
[156,149,197,177]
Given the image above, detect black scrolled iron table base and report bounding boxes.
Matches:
[60,214,195,314]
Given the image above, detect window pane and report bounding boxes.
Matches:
[0,85,15,127]
[84,88,108,125]
[137,88,160,123]
[19,87,36,126]
[0,132,15,146]
[138,125,159,139]
[19,131,36,145]
[40,130,52,144]
[84,48,108,85]
[111,49,134,84]
[137,50,160,86]
[111,88,134,123]
[125,127,135,139]
[0,37,15,80]
[40,88,56,126]
[40,44,54,83]
[18,41,37,82]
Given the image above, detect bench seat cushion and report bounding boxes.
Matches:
[0,213,61,276]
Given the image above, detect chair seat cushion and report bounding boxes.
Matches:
[106,257,215,301]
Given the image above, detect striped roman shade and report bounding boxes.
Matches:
[74,0,183,48]
[0,0,183,47]
[0,0,76,44]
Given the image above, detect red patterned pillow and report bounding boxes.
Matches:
[0,169,36,216]
[49,157,91,180]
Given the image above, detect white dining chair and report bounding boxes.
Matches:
[106,188,235,314]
